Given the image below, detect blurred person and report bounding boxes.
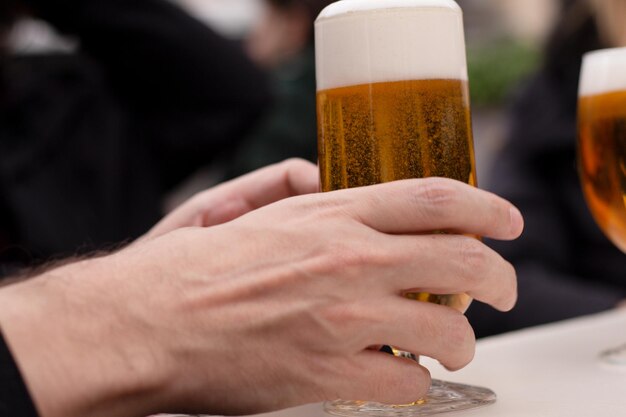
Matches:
[0,0,269,277]
[467,0,626,338]
[0,1,18,46]
[221,0,333,179]
[0,163,524,417]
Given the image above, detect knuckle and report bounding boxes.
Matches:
[327,241,368,270]
[458,237,489,279]
[187,189,213,209]
[308,193,353,220]
[366,244,400,269]
[281,157,314,172]
[323,238,392,273]
[413,178,460,211]
[304,303,370,353]
[305,240,362,283]
[321,303,366,327]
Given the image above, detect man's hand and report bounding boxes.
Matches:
[0,177,523,417]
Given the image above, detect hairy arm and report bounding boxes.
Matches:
[0,257,171,417]
[0,177,523,417]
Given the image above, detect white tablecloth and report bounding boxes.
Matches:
[253,310,626,417]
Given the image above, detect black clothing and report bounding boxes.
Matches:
[467,66,626,338]
[223,47,318,179]
[0,332,39,417]
[0,0,269,274]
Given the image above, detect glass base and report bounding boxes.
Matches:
[324,379,496,417]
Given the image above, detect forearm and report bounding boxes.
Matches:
[0,257,170,417]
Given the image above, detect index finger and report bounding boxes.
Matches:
[209,158,319,212]
[146,159,318,238]
[334,178,524,241]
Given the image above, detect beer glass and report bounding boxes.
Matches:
[578,47,626,366]
[316,0,496,415]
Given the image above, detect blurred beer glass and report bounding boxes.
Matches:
[316,0,496,415]
[578,47,626,254]
[578,47,626,366]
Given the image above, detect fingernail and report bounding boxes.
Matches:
[509,206,523,235]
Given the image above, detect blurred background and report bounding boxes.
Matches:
[5,0,558,191]
[174,0,558,185]
[176,0,558,184]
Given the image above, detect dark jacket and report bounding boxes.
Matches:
[223,47,318,179]
[0,0,270,274]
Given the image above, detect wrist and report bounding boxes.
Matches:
[0,256,173,417]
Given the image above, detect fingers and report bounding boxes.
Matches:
[314,231,516,312]
[365,298,476,371]
[378,234,517,312]
[145,159,318,238]
[222,158,319,210]
[334,178,524,241]
[197,159,319,226]
[330,350,431,405]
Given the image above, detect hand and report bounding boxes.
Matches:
[144,158,319,239]
[0,178,523,417]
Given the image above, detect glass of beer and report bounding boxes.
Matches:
[578,47,626,254]
[578,47,626,366]
[316,0,495,415]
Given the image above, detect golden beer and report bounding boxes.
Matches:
[317,78,475,311]
[578,89,626,252]
[318,79,475,189]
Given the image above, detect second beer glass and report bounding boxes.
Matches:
[316,0,495,415]
[578,47,626,253]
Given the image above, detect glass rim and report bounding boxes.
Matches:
[579,46,626,97]
[316,0,461,23]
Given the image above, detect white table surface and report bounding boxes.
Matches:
[252,310,626,417]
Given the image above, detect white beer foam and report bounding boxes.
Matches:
[580,47,626,97]
[318,0,460,18]
[315,0,468,91]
